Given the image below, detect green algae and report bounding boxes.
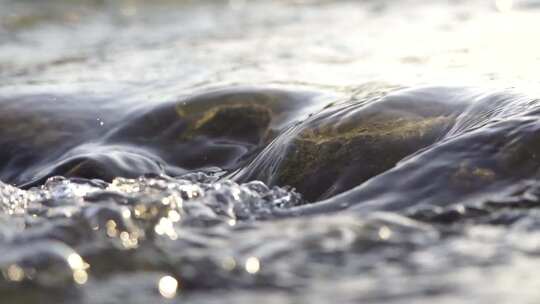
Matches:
[275,112,453,201]
[173,87,332,147]
[177,103,272,144]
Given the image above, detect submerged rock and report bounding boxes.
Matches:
[0,93,116,186]
[3,85,540,304]
[233,86,472,201]
[105,86,333,173]
[268,88,462,200]
[0,87,333,187]
[5,85,540,215]
[276,87,540,214]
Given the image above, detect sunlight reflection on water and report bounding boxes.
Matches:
[2,1,540,304]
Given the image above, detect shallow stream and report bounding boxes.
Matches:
[2,1,540,303]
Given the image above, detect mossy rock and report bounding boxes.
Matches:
[174,86,329,142]
[105,86,333,172]
[275,87,540,214]
[277,114,452,200]
[233,86,474,201]
[0,87,333,186]
[176,99,272,144]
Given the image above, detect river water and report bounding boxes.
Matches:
[2,0,540,303]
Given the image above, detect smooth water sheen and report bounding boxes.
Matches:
[3,0,540,303]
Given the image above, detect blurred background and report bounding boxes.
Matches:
[1,0,540,99]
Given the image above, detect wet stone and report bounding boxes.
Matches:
[234,86,465,201]
[104,86,332,174]
[0,87,332,188]
[6,0,540,303]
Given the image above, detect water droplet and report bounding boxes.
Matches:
[73,269,88,285]
[221,257,237,271]
[168,210,181,222]
[6,264,24,282]
[158,275,178,299]
[67,253,84,270]
[378,226,392,240]
[122,209,131,219]
[106,220,118,237]
[245,256,260,274]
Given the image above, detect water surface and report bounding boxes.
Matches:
[2,1,540,303]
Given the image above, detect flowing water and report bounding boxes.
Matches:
[2,0,540,303]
